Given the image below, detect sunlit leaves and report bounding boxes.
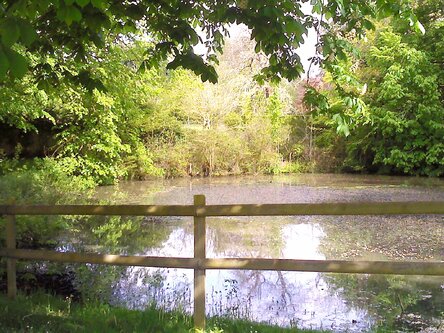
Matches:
[91,0,106,10]
[0,42,170,184]
[332,113,350,137]
[0,0,420,84]
[0,16,36,79]
[331,23,444,176]
[412,18,426,34]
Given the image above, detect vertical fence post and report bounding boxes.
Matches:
[193,195,206,330]
[6,214,17,299]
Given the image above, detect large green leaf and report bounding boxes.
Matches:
[1,18,20,47]
[285,20,305,35]
[0,48,9,79]
[5,49,28,78]
[57,5,82,25]
[76,0,90,8]
[18,20,38,46]
[91,0,106,9]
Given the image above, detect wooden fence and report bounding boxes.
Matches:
[1,195,444,329]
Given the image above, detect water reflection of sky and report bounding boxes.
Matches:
[282,224,325,260]
[110,222,375,332]
[88,174,444,332]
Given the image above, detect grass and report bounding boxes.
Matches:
[0,292,326,333]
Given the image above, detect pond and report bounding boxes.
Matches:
[63,174,444,332]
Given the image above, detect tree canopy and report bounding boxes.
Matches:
[1,0,440,184]
[305,0,444,176]
[0,0,421,85]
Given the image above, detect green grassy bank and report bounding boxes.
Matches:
[0,292,325,333]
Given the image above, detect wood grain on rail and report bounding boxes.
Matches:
[0,249,197,268]
[203,201,444,216]
[0,205,195,216]
[2,249,444,276]
[1,201,444,216]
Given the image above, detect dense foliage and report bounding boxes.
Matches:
[346,29,444,175]
[0,0,441,187]
[0,0,419,85]
[0,42,163,184]
[145,36,309,177]
[0,32,318,185]
[308,0,444,176]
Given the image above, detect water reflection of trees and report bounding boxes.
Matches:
[324,274,444,331]
[207,217,287,258]
[318,214,444,331]
[208,270,297,320]
[35,215,179,304]
[206,269,373,331]
[114,267,193,311]
[77,216,177,254]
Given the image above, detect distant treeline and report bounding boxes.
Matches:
[1,0,443,186]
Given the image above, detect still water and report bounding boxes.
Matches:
[74,174,444,332]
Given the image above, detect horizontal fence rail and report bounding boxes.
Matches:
[1,201,444,216]
[1,197,444,330]
[1,249,444,275]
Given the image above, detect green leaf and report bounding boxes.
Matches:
[57,5,82,25]
[362,19,375,30]
[18,20,38,46]
[166,56,182,70]
[126,4,145,20]
[65,6,82,25]
[189,30,199,46]
[0,48,9,79]
[85,12,109,30]
[201,71,209,82]
[205,66,218,83]
[414,20,425,34]
[1,19,20,47]
[76,0,90,7]
[263,7,274,17]
[91,0,106,9]
[312,2,322,14]
[207,54,219,65]
[269,54,277,66]
[38,0,53,11]
[5,49,28,78]
[56,6,68,22]
[285,20,305,35]
[91,33,105,48]
[254,42,261,53]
